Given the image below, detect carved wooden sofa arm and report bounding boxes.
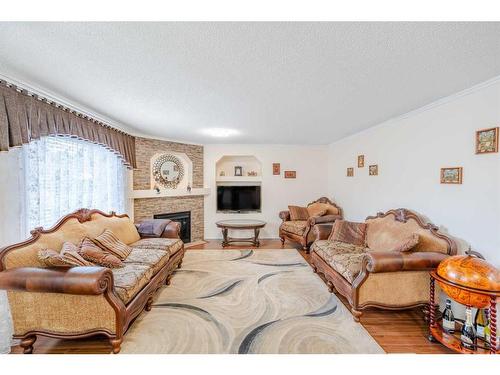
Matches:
[362,251,448,273]
[0,266,113,295]
[308,214,342,226]
[279,210,290,222]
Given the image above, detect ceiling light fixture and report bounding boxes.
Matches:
[201,128,240,138]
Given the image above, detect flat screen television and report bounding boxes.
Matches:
[217,185,261,212]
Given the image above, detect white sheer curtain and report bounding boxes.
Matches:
[23,136,126,231]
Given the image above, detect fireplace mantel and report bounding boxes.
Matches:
[130,188,210,199]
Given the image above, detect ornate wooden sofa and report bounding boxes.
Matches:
[310,208,457,321]
[0,209,184,354]
[279,197,342,251]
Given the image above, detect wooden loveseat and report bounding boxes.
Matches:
[310,208,457,321]
[0,209,184,354]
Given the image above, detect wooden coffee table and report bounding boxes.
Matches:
[216,219,267,247]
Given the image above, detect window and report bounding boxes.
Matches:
[23,136,127,231]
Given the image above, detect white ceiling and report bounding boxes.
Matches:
[1,22,500,144]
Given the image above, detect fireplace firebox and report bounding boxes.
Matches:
[154,211,191,243]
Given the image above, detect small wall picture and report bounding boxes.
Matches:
[440,167,463,184]
[357,155,364,168]
[369,165,378,176]
[347,167,354,177]
[284,170,296,179]
[234,166,243,176]
[273,163,281,175]
[476,127,498,154]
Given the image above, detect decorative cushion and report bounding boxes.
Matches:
[93,229,132,260]
[135,219,171,237]
[124,247,171,274]
[307,204,328,218]
[288,206,310,221]
[328,220,367,246]
[280,220,308,236]
[390,233,420,252]
[312,240,368,283]
[112,264,154,304]
[78,237,123,268]
[307,202,340,216]
[131,238,183,255]
[38,242,95,267]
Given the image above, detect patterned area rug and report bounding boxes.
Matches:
[121,249,384,354]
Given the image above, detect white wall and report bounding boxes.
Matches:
[327,79,500,267]
[204,144,329,240]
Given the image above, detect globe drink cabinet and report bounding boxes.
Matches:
[429,254,500,354]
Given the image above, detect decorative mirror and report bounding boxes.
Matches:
[152,154,185,189]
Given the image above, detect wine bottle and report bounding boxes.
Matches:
[442,299,455,333]
[461,306,477,350]
[474,308,488,340]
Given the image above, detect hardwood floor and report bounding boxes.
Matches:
[10,239,452,354]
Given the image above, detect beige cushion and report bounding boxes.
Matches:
[390,233,420,252]
[131,238,183,255]
[312,240,368,283]
[307,202,339,216]
[93,229,132,260]
[281,220,308,236]
[124,247,171,274]
[365,213,449,254]
[288,206,309,221]
[112,264,153,304]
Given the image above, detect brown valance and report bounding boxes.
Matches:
[0,83,136,168]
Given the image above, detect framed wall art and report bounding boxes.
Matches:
[357,155,364,168]
[369,164,378,176]
[284,170,296,179]
[475,127,498,154]
[234,166,243,176]
[347,167,354,177]
[440,167,462,184]
[273,163,281,175]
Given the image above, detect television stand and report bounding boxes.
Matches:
[216,220,267,247]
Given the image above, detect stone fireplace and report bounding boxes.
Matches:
[133,137,204,242]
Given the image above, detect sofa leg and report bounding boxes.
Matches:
[326,281,335,293]
[280,237,285,246]
[351,308,362,323]
[177,260,182,269]
[302,245,309,253]
[20,335,37,354]
[165,274,173,285]
[109,337,123,354]
[312,264,318,273]
[145,297,154,311]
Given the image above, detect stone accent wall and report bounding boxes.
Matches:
[133,137,204,241]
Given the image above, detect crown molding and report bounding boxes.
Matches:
[330,74,500,146]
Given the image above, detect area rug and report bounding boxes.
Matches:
[121,249,384,354]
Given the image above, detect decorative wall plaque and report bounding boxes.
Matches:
[369,165,378,176]
[284,170,296,179]
[152,154,185,189]
[357,155,364,168]
[273,163,281,175]
[347,167,354,177]
[440,167,462,184]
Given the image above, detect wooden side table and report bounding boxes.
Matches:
[429,271,499,354]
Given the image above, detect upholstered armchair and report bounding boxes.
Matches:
[279,197,342,251]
